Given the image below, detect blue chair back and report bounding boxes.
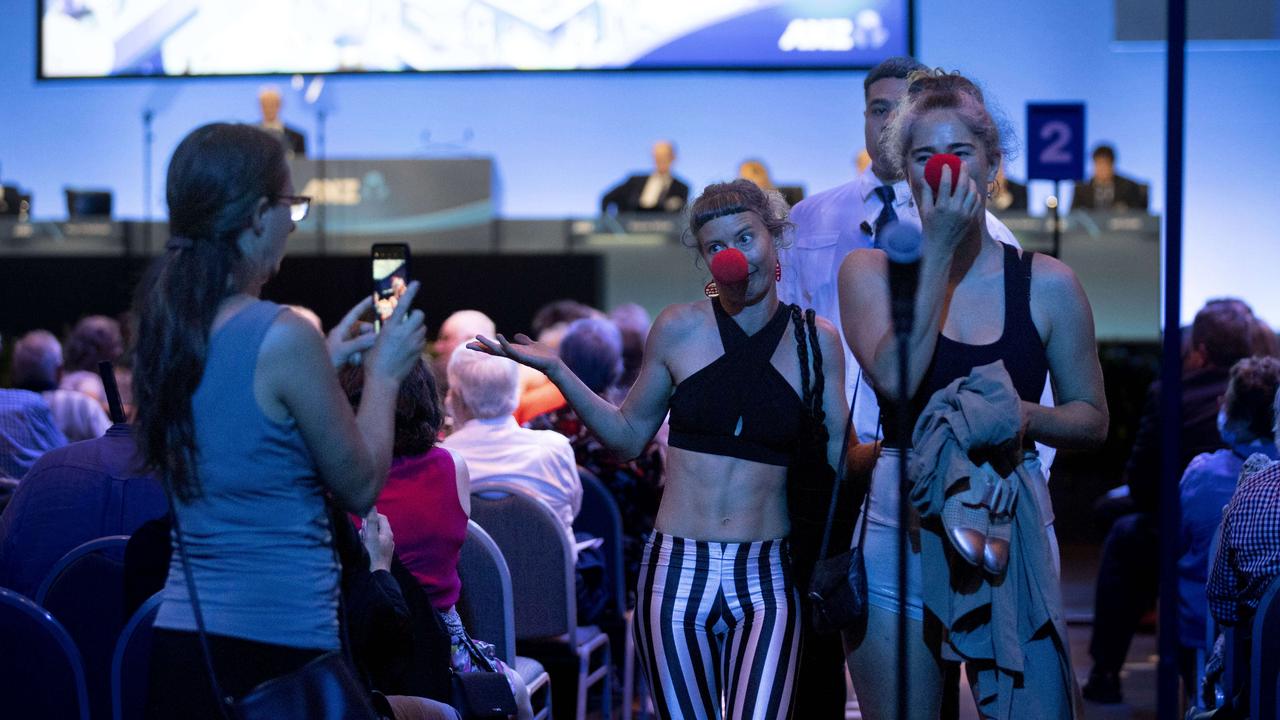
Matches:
[574,467,627,620]
[1251,574,1280,719]
[470,481,577,641]
[0,586,91,720]
[36,535,131,720]
[111,592,162,720]
[457,521,517,664]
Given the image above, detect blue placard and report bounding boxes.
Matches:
[1026,103,1085,181]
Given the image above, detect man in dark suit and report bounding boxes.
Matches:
[600,140,690,214]
[1073,144,1148,211]
[258,87,306,157]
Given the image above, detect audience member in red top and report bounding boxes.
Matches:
[341,360,533,720]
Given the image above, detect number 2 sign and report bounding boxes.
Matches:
[1027,103,1085,181]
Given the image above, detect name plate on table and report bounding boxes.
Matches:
[288,158,494,253]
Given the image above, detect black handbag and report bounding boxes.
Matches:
[798,338,876,636]
[448,633,519,719]
[166,494,380,720]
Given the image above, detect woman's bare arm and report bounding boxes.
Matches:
[470,305,689,460]
[1023,255,1109,449]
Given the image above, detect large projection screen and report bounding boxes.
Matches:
[39,0,913,79]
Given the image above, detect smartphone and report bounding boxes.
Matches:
[371,243,410,333]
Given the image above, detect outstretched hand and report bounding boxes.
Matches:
[468,333,561,376]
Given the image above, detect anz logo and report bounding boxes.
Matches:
[299,171,390,206]
[778,11,889,52]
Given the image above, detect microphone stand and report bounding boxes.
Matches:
[140,109,154,257]
[315,106,327,254]
[895,327,912,720]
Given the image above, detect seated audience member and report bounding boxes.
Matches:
[431,310,497,401]
[608,303,651,394]
[1202,389,1280,715]
[442,347,581,553]
[526,318,663,600]
[13,330,110,442]
[600,140,690,214]
[0,420,165,598]
[0,336,68,481]
[1085,297,1258,703]
[1072,143,1149,211]
[62,314,132,416]
[1178,357,1280,680]
[515,300,601,425]
[341,360,533,720]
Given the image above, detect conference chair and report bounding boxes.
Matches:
[458,520,552,720]
[471,481,612,720]
[573,467,649,720]
[36,535,131,720]
[111,592,162,720]
[1251,574,1280,719]
[0,586,91,720]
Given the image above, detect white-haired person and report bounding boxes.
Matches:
[440,346,581,554]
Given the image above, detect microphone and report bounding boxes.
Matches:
[924,153,963,197]
[710,247,750,285]
[880,221,923,338]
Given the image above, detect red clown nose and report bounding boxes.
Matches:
[924,153,964,197]
[710,248,750,285]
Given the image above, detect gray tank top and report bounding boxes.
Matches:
[155,300,339,650]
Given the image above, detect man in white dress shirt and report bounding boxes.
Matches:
[441,345,582,554]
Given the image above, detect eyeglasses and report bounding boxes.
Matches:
[272,195,311,222]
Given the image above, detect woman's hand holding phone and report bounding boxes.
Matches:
[327,296,378,368]
[364,280,426,386]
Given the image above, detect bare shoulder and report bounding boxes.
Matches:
[259,306,328,372]
[1029,252,1087,301]
[838,247,887,284]
[813,315,843,349]
[652,301,710,344]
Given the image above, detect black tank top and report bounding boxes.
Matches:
[880,244,1049,446]
[667,300,807,467]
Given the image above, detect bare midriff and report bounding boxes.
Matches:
[653,446,790,542]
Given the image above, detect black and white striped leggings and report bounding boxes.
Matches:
[634,530,801,720]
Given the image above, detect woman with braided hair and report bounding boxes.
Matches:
[470,179,848,719]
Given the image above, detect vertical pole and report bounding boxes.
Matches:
[317,108,327,255]
[1051,179,1062,258]
[1158,0,1186,716]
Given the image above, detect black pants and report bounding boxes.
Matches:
[791,620,847,718]
[148,628,327,720]
[1089,512,1159,674]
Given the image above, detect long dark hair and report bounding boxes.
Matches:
[133,123,287,501]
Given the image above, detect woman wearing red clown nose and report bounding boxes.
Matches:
[838,69,1108,719]
[471,179,850,719]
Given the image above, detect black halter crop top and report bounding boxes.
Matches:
[667,300,808,467]
[880,243,1049,446]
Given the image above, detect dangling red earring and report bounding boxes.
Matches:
[704,280,719,298]
[775,261,782,282]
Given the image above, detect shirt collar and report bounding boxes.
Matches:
[105,423,132,438]
[467,415,519,429]
[858,165,913,208]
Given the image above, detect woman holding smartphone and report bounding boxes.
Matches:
[132,122,426,719]
[471,179,848,719]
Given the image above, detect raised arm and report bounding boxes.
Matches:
[837,167,979,401]
[470,306,681,460]
[262,285,426,515]
[1023,255,1109,448]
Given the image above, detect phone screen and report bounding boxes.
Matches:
[372,244,410,332]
